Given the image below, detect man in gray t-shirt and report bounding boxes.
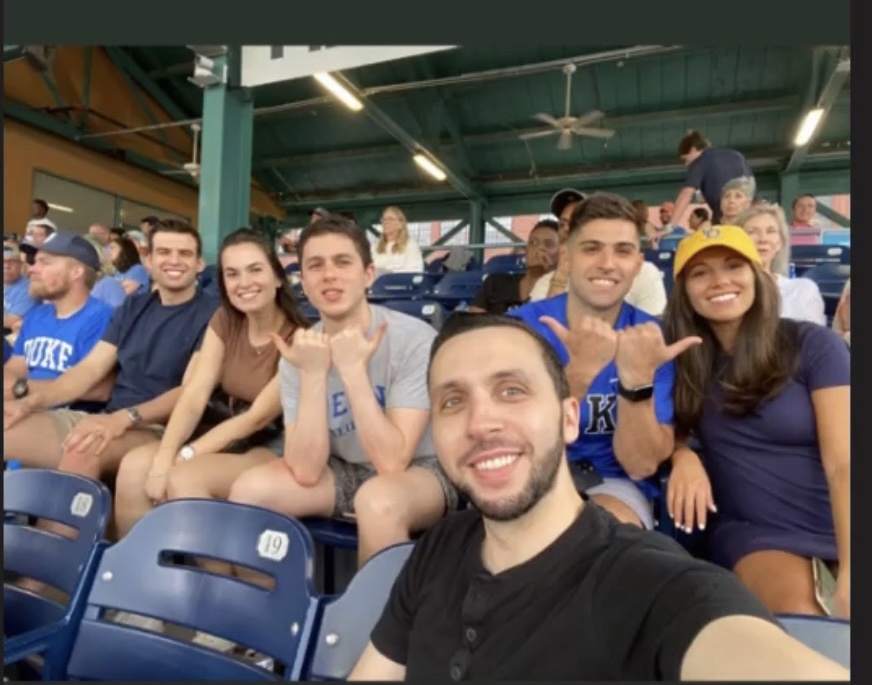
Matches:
[228,215,458,566]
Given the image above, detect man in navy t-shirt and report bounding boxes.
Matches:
[4,233,114,409]
[669,130,752,225]
[511,193,701,528]
[3,220,218,480]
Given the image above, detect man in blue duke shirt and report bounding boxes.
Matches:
[511,193,700,528]
[3,220,218,482]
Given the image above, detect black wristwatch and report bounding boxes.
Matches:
[617,381,654,402]
[12,378,28,399]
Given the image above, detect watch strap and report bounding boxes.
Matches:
[617,381,655,402]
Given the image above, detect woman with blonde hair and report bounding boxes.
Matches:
[738,203,825,325]
[373,205,424,273]
[83,234,126,308]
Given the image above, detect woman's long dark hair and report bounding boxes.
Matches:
[217,228,310,331]
[663,260,799,434]
[111,237,141,274]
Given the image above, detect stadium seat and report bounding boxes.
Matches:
[791,245,850,276]
[303,542,414,680]
[304,518,358,596]
[431,271,488,310]
[285,262,301,275]
[300,301,321,322]
[644,249,676,294]
[368,272,441,301]
[819,229,851,247]
[380,299,445,329]
[4,469,111,679]
[777,615,849,668]
[483,253,526,275]
[657,235,685,252]
[801,263,850,324]
[60,499,319,681]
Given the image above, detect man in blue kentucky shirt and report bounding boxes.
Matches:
[4,233,114,408]
[511,192,700,529]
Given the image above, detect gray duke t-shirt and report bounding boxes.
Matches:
[279,304,437,465]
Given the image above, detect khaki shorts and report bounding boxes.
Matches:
[49,408,164,443]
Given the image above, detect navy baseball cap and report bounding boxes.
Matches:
[550,188,587,218]
[32,232,101,270]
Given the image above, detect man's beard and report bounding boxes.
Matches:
[458,428,565,522]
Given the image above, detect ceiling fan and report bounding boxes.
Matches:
[162,123,201,182]
[519,63,616,150]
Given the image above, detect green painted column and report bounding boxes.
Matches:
[197,50,254,264]
[778,173,800,215]
[469,200,485,262]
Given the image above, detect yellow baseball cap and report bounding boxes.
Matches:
[673,225,761,278]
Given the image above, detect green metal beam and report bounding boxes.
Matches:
[486,218,525,243]
[785,52,850,173]
[4,100,198,188]
[4,45,25,62]
[431,220,470,247]
[39,72,67,112]
[102,47,191,123]
[815,202,850,227]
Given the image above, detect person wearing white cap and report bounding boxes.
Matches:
[530,189,668,316]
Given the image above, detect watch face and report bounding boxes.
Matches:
[13,380,27,398]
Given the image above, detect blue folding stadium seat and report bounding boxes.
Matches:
[791,245,850,276]
[819,229,851,247]
[380,299,445,330]
[644,249,676,294]
[777,615,849,668]
[285,262,301,275]
[368,272,441,301]
[657,235,685,252]
[4,469,111,679]
[303,542,414,681]
[483,253,526,275]
[431,271,488,310]
[59,499,319,681]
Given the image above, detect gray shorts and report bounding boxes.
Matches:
[586,477,655,530]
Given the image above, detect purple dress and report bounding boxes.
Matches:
[696,321,849,569]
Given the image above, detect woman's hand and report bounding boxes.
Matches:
[667,446,716,534]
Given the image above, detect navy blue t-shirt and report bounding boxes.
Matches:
[683,147,752,224]
[511,294,675,499]
[102,287,219,412]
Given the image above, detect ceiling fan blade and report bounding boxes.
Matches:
[572,110,605,128]
[557,130,573,150]
[519,129,560,141]
[573,126,616,140]
[533,112,561,128]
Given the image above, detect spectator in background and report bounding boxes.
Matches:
[83,235,126,309]
[659,201,674,228]
[309,207,329,226]
[670,130,753,225]
[719,176,755,226]
[20,222,57,267]
[373,206,425,274]
[114,228,310,543]
[4,233,115,408]
[4,242,38,335]
[468,219,560,314]
[789,194,821,246]
[140,215,159,238]
[3,220,218,481]
[88,223,113,250]
[832,280,850,346]
[688,207,710,232]
[110,228,127,240]
[663,226,850,619]
[110,236,150,296]
[125,229,150,260]
[25,199,57,236]
[533,190,667,317]
[631,199,660,242]
[739,204,825,325]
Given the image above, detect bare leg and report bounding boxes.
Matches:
[3,413,65,467]
[734,550,824,616]
[354,467,446,567]
[590,494,643,528]
[114,443,160,539]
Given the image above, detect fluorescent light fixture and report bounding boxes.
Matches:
[313,72,363,112]
[47,203,74,213]
[794,108,824,147]
[413,154,447,182]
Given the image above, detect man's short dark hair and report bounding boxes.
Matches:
[531,218,559,234]
[792,193,816,209]
[678,130,711,156]
[298,215,373,267]
[568,192,643,240]
[32,199,49,214]
[428,313,570,401]
[147,219,202,256]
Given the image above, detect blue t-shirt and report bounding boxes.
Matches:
[511,294,675,498]
[4,277,38,318]
[114,264,151,294]
[12,297,114,381]
[698,322,850,568]
[102,287,219,412]
[91,276,127,308]
[683,147,752,224]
